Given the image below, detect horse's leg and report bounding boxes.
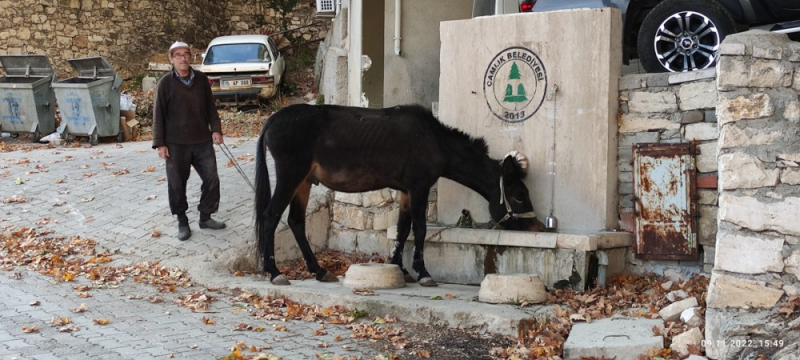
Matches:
[288,180,338,282]
[410,189,437,287]
[390,192,415,283]
[261,169,307,285]
[260,200,288,284]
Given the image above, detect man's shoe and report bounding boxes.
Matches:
[177,225,192,241]
[199,218,226,230]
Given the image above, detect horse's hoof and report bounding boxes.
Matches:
[271,274,291,286]
[419,277,438,287]
[319,271,339,282]
[404,274,417,283]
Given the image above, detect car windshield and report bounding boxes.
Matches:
[203,43,270,65]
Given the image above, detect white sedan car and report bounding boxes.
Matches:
[199,34,285,106]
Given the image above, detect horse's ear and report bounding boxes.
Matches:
[502,151,528,179]
[502,155,525,179]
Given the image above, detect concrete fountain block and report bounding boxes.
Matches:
[478,274,547,304]
[342,263,406,289]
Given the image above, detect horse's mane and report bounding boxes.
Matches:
[395,105,490,158]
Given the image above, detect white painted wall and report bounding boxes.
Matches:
[382,0,473,108]
[437,8,622,232]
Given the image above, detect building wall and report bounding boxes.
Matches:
[617,69,719,277]
[361,0,384,108]
[0,0,326,79]
[382,0,472,108]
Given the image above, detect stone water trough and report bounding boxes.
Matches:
[388,226,631,291]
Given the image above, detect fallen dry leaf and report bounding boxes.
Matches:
[353,288,376,296]
[93,319,110,325]
[111,168,130,177]
[201,316,215,325]
[411,349,430,358]
[73,304,88,313]
[29,301,40,306]
[22,325,39,333]
[232,323,252,331]
[58,325,79,333]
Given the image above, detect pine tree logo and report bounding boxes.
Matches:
[483,46,547,123]
[503,62,528,103]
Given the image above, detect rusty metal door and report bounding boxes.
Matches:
[633,143,698,260]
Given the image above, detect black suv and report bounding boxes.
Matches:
[475,0,800,73]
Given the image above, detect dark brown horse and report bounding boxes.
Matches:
[254,104,543,286]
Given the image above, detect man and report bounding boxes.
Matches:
[152,41,226,241]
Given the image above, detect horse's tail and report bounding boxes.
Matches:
[254,119,273,262]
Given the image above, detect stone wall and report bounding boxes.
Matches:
[0,0,327,79]
[618,68,719,276]
[327,186,438,257]
[704,31,800,360]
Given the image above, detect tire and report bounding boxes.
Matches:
[90,132,99,146]
[637,0,736,73]
[116,131,124,143]
[30,130,40,143]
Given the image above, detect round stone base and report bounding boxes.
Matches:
[478,273,547,304]
[343,263,406,289]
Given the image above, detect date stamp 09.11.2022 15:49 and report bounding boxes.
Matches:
[701,339,784,349]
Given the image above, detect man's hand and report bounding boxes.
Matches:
[157,146,169,159]
[212,132,224,145]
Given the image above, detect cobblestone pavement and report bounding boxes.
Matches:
[0,138,386,360]
[0,269,382,360]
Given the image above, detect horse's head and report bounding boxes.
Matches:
[491,151,545,232]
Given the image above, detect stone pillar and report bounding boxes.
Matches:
[705,30,800,360]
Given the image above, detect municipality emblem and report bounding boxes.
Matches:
[483,46,547,123]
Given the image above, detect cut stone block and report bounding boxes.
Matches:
[659,297,698,321]
[680,307,702,327]
[563,317,664,360]
[478,274,547,304]
[342,263,405,289]
[670,327,704,357]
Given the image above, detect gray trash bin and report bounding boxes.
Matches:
[0,55,57,142]
[52,56,123,145]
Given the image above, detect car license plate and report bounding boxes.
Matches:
[221,79,251,88]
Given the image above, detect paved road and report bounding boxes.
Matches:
[0,138,385,360]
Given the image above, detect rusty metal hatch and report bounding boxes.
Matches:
[633,143,698,260]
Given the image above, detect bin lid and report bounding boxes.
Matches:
[0,55,54,77]
[67,56,117,79]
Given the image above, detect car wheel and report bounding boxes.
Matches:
[637,0,736,73]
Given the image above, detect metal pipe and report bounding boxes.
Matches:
[394,0,402,56]
[597,250,609,287]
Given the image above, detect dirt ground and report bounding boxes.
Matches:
[392,323,517,359]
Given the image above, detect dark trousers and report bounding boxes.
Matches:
[165,141,220,220]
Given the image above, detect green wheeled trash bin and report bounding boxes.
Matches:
[52,56,123,145]
[0,55,57,143]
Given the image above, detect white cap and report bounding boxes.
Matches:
[169,41,190,56]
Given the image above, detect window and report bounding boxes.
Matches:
[203,43,270,65]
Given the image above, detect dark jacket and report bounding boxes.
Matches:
[152,68,222,149]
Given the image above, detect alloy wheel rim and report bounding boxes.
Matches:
[653,11,721,72]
